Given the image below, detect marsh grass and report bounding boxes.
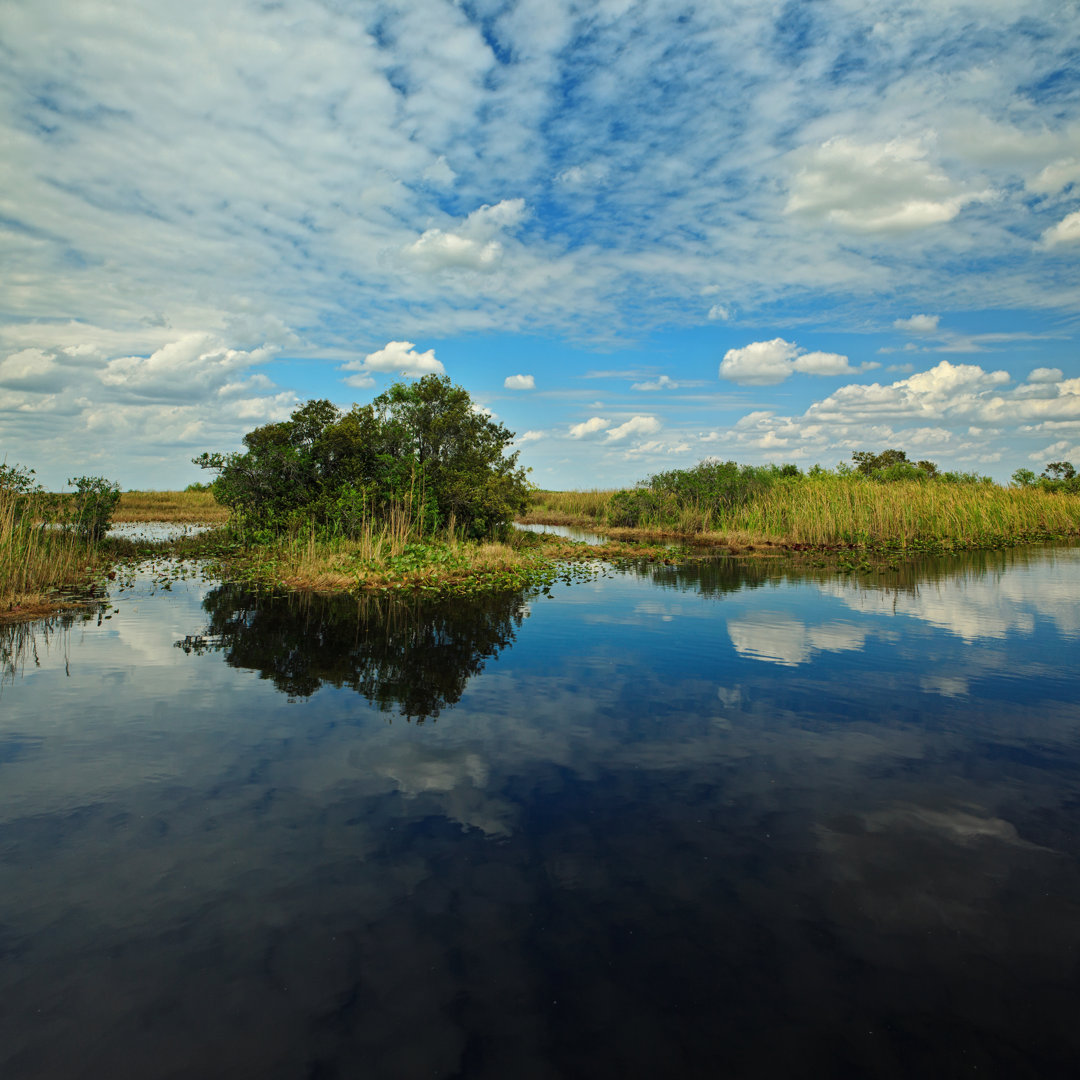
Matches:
[114,489,229,524]
[0,488,102,619]
[525,477,1080,550]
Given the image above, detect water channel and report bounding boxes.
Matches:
[2,546,1079,1077]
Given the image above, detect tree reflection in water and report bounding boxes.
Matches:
[176,583,533,720]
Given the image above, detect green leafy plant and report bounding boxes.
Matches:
[67,475,122,539]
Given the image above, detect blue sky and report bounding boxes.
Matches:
[2,0,1079,489]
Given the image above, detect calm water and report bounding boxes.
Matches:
[3,548,1080,1078]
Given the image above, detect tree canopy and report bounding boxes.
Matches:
[195,375,530,538]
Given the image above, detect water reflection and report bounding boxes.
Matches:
[177,584,534,719]
[1,547,1080,1077]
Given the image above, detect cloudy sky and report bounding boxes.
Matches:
[3,0,1079,489]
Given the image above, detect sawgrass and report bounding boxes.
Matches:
[524,477,1080,550]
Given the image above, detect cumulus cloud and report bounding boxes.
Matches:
[807,361,1010,423]
[569,417,610,438]
[515,430,545,443]
[403,199,528,273]
[786,137,991,232]
[340,341,444,387]
[504,374,535,390]
[894,314,941,334]
[719,339,872,385]
[707,304,731,322]
[1028,367,1063,383]
[100,334,276,400]
[1039,211,1080,249]
[605,415,661,442]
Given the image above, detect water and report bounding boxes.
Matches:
[514,521,610,545]
[2,547,1080,1078]
[108,520,213,541]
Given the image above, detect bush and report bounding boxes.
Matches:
[67,475,122,539]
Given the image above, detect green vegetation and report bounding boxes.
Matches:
[1011,461,1080,495]
[527,451,1080,552]
[194,375,530,540]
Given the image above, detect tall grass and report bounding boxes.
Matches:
[523,476,1080,549]
[0,488,98,614]
[727,476,1080,547]
[525,489,614,523]
[114,489,229,524]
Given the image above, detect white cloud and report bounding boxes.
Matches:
[504,374,535,390]
[1028,367,1063,384]
[1028,158,1080,196]
[894,314,941,334]
[794,351,867,377]
[100,334,276,400]
[720,339,801,385]
[515,429,545,443]
[1039,211,1080,249]
[403,199,528,273]
[605,415,661,442]
[340,341,444,384]
[706,304,731,322]
[786,137,991,233]
[630,375,679,391]
[569,416,610,438]
[720,339,871,385]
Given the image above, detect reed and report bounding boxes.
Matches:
[0,488,100,617]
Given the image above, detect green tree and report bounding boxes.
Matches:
[67,475,121,539]
[851,449,940,482]
[195,375,530,539]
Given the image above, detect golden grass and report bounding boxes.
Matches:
[114,490,230,524]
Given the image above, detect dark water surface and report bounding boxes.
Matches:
[3,548,1080,1078]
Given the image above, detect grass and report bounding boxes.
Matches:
[191,517,677,596]
[114,489,230,523]
[525,478,1080,551]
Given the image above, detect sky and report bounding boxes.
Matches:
[2,0,1079,490]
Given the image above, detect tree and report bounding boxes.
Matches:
[851,449,939,481]
[195,375,530,538]
[1043,461,1077,482]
